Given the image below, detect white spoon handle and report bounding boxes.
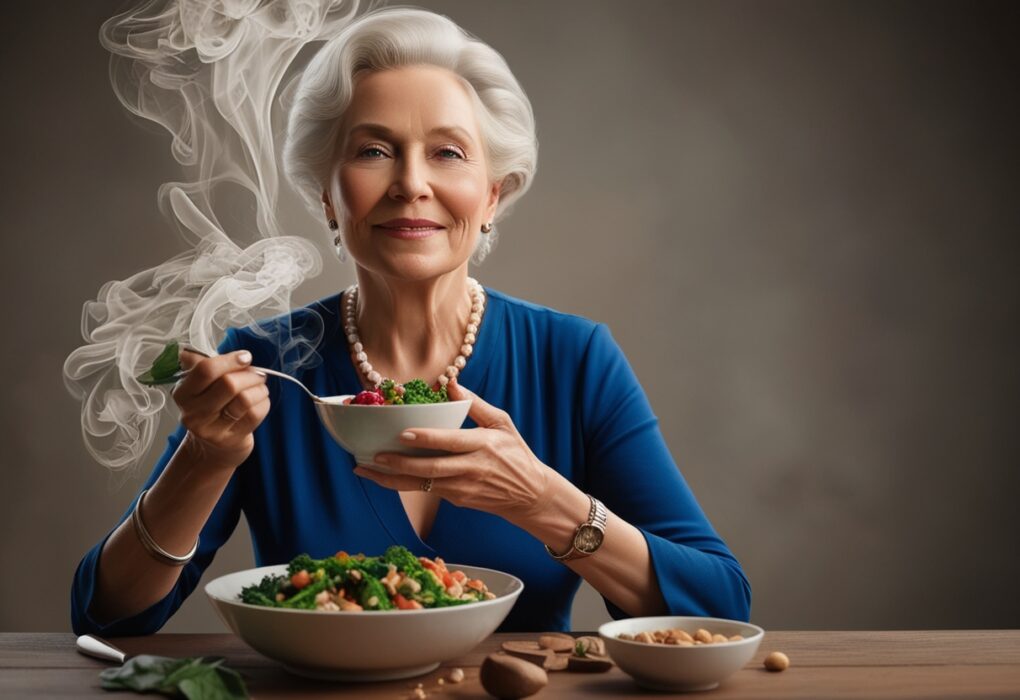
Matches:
[76,634,127,664]
[251,366,322,402]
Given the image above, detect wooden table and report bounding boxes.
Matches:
[1,631,1018,698]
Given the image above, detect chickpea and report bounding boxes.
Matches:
[764,651,790,672]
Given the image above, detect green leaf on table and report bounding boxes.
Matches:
[100,655,189,692]
[137,341,182,386]
[177,670,243,700]
[99,654,248,699]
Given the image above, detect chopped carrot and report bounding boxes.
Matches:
[394,593,421,610]
[290,570,312,589]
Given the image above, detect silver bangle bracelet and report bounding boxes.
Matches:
[131,488,199,567]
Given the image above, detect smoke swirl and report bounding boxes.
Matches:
[63,0,361,471]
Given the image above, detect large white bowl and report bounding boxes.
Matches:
[315,396,472,470]
[205,563,522,681]
[599,616,764,692]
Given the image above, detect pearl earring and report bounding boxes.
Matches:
[328,219,346,262]
[481,222,493,233]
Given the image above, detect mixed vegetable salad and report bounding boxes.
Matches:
[240,545,495,611]
[345,378,449,405]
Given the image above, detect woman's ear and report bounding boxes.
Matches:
[484,179,502,222]
[321,190,335,220]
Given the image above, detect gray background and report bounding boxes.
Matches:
[1,0,1017,633]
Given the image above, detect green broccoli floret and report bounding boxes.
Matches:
[382,545,422,573]
[402,379,448,404]
[240,574,285,607]
[286,554,319,577]
[381,546,445,606]
[357,576,394,610]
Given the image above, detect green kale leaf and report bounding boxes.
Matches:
[136,341,182,386]
[239,574,285,607]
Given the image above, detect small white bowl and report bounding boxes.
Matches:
[315,397,471,470]
[599,615,764,692]
[205,563,523,681]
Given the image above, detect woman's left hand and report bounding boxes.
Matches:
[354,380,553,522]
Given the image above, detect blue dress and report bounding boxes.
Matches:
[71,287,751,635]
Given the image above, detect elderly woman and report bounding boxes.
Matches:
[72,7,749,635]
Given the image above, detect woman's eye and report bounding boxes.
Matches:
[437,147,465,159]
[358,146,386,158]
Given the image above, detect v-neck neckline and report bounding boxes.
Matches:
[326,285,504,553]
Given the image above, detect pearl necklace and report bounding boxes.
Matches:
[343,278,486,389]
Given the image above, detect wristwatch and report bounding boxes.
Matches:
[545,495,608,561]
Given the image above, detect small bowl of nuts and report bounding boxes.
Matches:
[599,615,764,692]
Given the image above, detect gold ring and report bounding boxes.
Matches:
[421,478,433,493]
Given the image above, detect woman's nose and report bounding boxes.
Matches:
[388,154,432,202]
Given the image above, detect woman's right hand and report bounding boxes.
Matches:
[172,349,270,468]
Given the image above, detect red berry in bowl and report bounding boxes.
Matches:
[352,390,385,405]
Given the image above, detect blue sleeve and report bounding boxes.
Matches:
[579,323,752,621]
[70,330,246,636]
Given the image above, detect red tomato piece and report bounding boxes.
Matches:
[394,593,418,610]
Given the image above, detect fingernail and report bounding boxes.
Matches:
[400,431,416,441]
[374,454,390,465]
[238,351,252,365]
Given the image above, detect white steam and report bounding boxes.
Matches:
[63,0,361,471]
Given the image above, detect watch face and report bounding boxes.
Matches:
[575,525,604,553]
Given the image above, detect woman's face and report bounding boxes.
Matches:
[325,65,500,281]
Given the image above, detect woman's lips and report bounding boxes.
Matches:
[374,218,445,240]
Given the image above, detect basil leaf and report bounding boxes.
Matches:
[178,668,246,700]
[99,654,190,691]
[137,341,182,386]
[162,657,220,687]
[99,655,249,699]
[215,666,248,699]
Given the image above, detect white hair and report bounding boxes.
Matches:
[282,6,538,264]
